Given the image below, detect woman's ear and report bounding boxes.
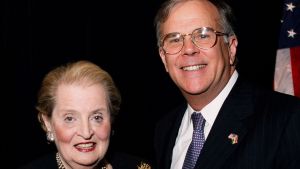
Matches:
[42,114,53,132]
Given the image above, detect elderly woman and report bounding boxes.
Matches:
[19,60,151,169]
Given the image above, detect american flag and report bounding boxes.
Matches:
[274,0,300,97]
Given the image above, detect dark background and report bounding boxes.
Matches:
[6,0,283,168]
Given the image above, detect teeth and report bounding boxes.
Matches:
[182,65,205,71]
[76,143,93,148]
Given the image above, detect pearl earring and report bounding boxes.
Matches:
[47,131,54,142]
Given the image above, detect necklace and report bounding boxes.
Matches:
[56,152,65,169]
[56,152,107,169]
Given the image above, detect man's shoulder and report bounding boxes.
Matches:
[269,91,300,115]
[236,76,300,109]
[256,87,300,110]
[155,102,186,127]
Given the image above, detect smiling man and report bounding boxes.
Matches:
[153,0,300,169]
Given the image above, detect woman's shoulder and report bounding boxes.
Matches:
[110,152,152,169]
[18,152,57,169]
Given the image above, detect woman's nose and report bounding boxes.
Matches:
[78,121,94,139]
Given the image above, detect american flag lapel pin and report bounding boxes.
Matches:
[228,133,238,144]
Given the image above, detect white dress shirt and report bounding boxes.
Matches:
[170,71,238,169]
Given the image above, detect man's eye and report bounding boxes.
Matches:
[196,34,209,39]
[169,38,181,43]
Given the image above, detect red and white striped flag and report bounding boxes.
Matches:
[274,0,300,97]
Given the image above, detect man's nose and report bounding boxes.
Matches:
[182,34,199,55]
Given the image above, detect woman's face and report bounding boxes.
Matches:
[43,83,111,168]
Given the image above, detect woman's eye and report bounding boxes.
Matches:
[92,114,103,122]
[64,116,74,122]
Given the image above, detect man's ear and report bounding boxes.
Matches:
[228,36,238,66]
[159,47,169,72]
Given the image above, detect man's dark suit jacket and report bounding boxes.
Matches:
[154,77,300,169]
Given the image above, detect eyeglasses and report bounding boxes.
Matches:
[160,27,229,55]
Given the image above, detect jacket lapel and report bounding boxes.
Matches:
[195,78,257,169]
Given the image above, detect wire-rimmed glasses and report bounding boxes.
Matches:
[160,27,229,55]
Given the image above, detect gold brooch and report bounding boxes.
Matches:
[137,162,151,169]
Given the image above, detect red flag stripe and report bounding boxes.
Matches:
[290,46,300,97]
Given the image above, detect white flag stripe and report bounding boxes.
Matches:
[274,48,294,95]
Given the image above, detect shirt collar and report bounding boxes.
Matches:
[187,70,238,125]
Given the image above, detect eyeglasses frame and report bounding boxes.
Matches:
[160,27,229,55]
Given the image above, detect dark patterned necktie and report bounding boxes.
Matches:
[182,112,206,169]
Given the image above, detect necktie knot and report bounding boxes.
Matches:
[191,112,205,130]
